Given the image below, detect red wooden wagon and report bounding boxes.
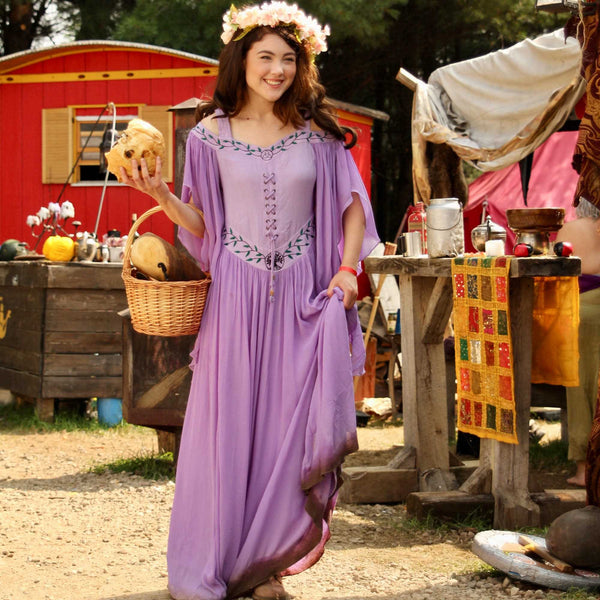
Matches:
[0,40,384,247]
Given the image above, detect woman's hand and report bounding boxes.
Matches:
[120,156,171,205]
[327,269,358,309]
[120,155,206,239]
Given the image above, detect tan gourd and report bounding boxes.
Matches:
[130,233,206,281]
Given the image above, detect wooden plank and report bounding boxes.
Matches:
[45,309,123,332]
[46,288,126,311]
[44,331,121,354]
[510,256,580,278]
[421,276,453,344]
[365,256,581,279]
[406,489,586,526]
[0,328,42,356]
[354,336,376,405]
[535,0,578,13]
[0,261,49,287]
[121,314,194,429]
[396,67,423,91]
[398,275,450,474]
[36,397,55,422]
[407,491,495,522]
[123,406,186,428]
[0,345,42,373]
[339,466,419,504]
[492,277,540,529]
[0,366,41,397]
[530,489,586,524]
[41,376,122,398]
[135,367,190,409]
[45,264,124,289]
[43,353,121,377]
[367,256,453,278]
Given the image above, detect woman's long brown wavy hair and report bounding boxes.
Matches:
[196,25,356,148]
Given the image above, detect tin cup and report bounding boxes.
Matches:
[403,231,422,257]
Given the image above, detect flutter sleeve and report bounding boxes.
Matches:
[312,139,380,290]
[177,127,224,273]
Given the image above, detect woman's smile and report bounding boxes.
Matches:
[245,33,297,104]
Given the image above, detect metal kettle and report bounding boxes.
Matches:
[470,201,507,251]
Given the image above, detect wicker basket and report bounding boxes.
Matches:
[122,206,211,337]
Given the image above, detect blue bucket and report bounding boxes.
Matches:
[97,398,123,427]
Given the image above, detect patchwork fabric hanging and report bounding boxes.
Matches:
[451,256,518,444]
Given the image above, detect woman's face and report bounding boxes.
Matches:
[244,33,297,106]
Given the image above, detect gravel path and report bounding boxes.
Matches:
[0,425,593,600]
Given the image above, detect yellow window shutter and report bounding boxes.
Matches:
[42,107,72,184]
[139,105,173,183]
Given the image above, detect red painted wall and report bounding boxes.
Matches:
[0,44,373,250]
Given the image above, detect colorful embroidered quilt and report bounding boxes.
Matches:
[452,256,518,444]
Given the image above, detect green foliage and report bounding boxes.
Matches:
[558,589,600,600]
[91,451,175,480]
[0,400,124,433]
[529,437,572,472]
[402,507,493,533]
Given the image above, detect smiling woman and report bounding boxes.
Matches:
[119,3,379,600]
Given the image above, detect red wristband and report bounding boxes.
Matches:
[339,265,358,277]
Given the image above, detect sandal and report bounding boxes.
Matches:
[251,575,291,600]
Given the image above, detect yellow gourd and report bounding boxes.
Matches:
[42,235,75,262]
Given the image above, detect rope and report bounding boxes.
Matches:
[94,102,117,237]
[54,102,113,207]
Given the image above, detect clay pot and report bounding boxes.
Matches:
[545,506,600,568]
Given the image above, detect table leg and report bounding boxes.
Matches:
[399,275,450,481]
[35,397,55,422]
[492,277,540,529]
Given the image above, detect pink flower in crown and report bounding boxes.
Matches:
[237,6,263,29]
[221,1,329,56]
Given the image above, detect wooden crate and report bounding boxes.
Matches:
[0,261,127,417]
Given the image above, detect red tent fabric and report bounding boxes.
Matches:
[464,130,580,252]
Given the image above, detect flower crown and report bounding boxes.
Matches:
[221,2,330,57]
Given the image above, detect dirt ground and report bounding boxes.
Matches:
[0,418,584,600]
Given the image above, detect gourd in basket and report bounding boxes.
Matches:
[122,206,210,337]
[130,232,206,281]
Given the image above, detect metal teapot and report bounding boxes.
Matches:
[76,231,99,262]
[471,201,507,251]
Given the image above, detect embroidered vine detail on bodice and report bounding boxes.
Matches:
[222,220,315,271]
[192,125,334,161]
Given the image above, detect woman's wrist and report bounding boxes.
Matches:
[339,265,358,277]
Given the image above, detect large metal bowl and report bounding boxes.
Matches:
[506,207,565,232]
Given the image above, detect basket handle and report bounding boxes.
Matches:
[122,205,164,267]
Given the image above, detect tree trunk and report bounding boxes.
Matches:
[3,1,35,55]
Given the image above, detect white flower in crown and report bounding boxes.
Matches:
[221,1,329,57]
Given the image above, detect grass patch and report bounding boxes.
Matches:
[91,452,175,480]
[402,506,493,534]
[529,437,572,472]
[558,589,600,600]
[0,400,131,433]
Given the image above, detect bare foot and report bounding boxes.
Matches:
[252,575,290,600]
[567,461,587,487]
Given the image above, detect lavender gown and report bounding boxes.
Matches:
[168,112,379,600]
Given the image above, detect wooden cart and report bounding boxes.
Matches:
[0,260,126,420]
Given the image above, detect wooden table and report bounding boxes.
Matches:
[362,255,581,529]
[0,260,127,420]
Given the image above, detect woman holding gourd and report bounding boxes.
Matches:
[121,3,379,599]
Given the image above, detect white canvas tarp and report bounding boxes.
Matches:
[409,29,586,203]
